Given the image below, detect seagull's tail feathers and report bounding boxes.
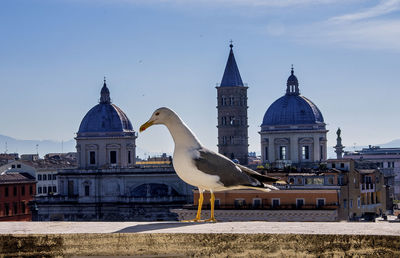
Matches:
[242,184,279,192]
[236,163,280,184]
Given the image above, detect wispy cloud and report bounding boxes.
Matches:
[96,0,351,8]
[330,0,400,22]
[292,0,400,52]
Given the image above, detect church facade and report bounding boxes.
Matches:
[33,80,193,221]
[260,68,328,166]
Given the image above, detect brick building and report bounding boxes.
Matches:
[216,43,249,165]
[0,173,36,221]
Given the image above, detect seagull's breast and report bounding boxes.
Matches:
[173,147,221,190]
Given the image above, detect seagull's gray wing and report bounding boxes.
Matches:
[193,148,262,188]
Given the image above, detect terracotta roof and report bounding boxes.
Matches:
[0,172,35,184]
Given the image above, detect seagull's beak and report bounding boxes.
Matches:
[139,120,154,132]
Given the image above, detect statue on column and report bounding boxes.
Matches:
[334,127,345,159]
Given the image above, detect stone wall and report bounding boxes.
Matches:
[1,233,399,257]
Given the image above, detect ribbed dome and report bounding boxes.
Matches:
[261,67,325,129]
[78,103,133,134]
[77,80,134,136]
[262,95,324,126]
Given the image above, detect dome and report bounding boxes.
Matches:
[262,95,324,126]
[261,67,325,129]
[77,80,134,136]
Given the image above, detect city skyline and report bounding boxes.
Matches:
[1,0,400,156]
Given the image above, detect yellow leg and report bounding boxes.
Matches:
[181,190,204,222]
[205,192,217,223]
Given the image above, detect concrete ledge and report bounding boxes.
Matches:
[1,222,400,257]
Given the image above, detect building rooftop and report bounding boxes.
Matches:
[0,172,35,184]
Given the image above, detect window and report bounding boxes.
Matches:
[296,199,304,208]
[221,96,227,106]
[343,199,347,208]
[305,178,313,185]
[222,136,227,145]
[317,199,325,208]
[21,202,25,214]
[128,151,132,164]
[320,145,323,160]
[221,117,227,125]
[13,186,17,196]
[214,199,220,209]
[357,197,361,208]
[38,187,42,194]
[229,116,234,125]
[314,177,324,185]
[11,165,15,168]
[89,151,96,165]
[48,186,52,194]
[229,96,234,105]
[253,199,261,208]
[229,136,234,144]
[53,174,56,180]
[37,174,42,181]
[289,178,295,184]
[53,186,57,193]
[265,146,268,161]
[297,178,303,185]
[5,203,9,216]
[234,199,246,208]
[85,185,90,196]
[13,202,18,215]
[29,185,33,195]
[332,163,336,168]
[301,146,310,160]
[340,163,344,168]
[388,162,395,168]
[110,151,117,164]
[68,181,74,197]
[43,187,47,193]
[21,186,25,196]
[272,199,280,208]
[327,177,334,185]
[350,199,353,208]
[280,146,287,160]
[43,174,47,181]
[17,164,21,168]
[5,187,9,197]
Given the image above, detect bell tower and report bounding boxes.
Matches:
[216,43,249,165]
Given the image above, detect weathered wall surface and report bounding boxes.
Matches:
[1,233,400,257]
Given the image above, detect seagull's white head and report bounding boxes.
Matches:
[139,107,176,132]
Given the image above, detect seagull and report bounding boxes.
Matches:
[139,107,279,222]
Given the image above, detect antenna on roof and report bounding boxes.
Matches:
[36,144,39,156]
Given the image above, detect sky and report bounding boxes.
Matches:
[1,0,400,158]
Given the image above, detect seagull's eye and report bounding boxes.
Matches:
[155,112,160,116]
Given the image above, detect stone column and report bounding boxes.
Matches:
[268,136,275,162]
[313,135,320,162]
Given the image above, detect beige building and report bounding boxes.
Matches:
[327,159,387,220]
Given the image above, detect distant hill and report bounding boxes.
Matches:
[0,134,160,159]
[379,139,400,148]
[0,134,75,157]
